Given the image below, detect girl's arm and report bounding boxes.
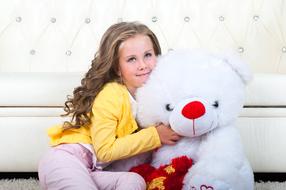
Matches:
[90,83,161,162]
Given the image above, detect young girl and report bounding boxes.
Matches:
[38,21,180,190]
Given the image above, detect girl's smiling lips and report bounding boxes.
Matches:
[136,71,151,77]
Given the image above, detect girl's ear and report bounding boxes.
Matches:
[219,51,253,85]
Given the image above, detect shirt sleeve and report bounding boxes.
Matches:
[90,84,161,162]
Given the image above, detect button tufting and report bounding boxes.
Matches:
[152,16,158,22]
[85,18,91,24]
[238,47,244,53]
[282,46,286,53]
[66,50,72,56]
[30,49,36,55]
[15,17,22,22]
[50,17,56,23]
[219,16,225,21]
[184,16,190,22]
[253,15,259,21]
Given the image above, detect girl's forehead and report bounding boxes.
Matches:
[119,35,154,55]
[121,34,151,46]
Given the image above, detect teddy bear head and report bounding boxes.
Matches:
[136,50,252,137]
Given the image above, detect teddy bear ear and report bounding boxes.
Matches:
[219,51,253,85]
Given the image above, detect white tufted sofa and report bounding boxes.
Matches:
[0,0,286,174]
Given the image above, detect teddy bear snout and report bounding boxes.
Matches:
[169,97,218,138]
[181,101,206,120]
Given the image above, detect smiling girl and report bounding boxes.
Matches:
[38,22,180,190]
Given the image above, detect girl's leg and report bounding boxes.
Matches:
[91,170,146,190]
[38,144,98,190]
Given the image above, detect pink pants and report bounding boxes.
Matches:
[38,144,146,190]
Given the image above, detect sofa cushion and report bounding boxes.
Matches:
[1,72,286,172]
[245,74,286,106]
[0,72,83,106]
[1,73,286,107]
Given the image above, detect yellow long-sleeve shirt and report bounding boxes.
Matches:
[48,82,161,162]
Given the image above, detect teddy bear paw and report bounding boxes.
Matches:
[185,174,231,190]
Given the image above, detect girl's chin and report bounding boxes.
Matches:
[138,78,149,85]
[137,74,150,82]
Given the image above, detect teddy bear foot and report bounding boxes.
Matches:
[184,174,231,190]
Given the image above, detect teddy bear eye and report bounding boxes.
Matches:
[165,104,174,111]
[212,101,219,108]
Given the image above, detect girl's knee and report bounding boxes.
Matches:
[125,172,146,190]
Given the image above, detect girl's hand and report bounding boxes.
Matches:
[155,123,181,145]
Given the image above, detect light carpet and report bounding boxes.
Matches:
[0,178,285,190]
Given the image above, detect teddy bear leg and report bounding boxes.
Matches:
[183,173,231,190]
[182,160,253,190]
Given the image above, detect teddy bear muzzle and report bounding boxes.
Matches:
[169,97,218,137]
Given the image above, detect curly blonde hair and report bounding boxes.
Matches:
[63,22,161,129]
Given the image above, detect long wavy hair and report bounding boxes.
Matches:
[62,22,161,129]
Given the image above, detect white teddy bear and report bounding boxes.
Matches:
[136,50,254,190]
[110,49,254,190]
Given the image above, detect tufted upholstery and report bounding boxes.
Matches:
[0,0,286,172]
[1,0,286,72]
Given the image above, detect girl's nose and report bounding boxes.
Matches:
[181,101,205,119]
[138,59,147,70]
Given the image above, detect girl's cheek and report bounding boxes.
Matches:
[152,59,157,68]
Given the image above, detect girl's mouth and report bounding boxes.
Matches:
[136,71,151,77]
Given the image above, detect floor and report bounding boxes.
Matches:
[0,172,286,181]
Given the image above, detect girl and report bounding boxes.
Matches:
[38,21,180,190]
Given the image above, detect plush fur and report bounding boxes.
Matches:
[110,49,254,190]
[137,50,254,189]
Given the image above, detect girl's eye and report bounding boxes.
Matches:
[127,57,136,63]
[145,52,152,58]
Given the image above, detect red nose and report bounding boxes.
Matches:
[182,101,205,119]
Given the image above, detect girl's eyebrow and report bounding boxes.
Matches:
[144,49,153,53]
[125,55,136,59]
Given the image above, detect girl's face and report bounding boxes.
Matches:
[118,34,157,96]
